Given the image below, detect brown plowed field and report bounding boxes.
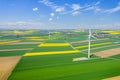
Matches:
[94,48,120,58]
[0,56,21,80]
[103,76,120,80]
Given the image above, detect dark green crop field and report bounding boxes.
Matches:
[0,44,38,49]
[30,46,74,52]
[0,50,28,57]
[8,54,120,80]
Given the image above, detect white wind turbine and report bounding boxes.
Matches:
[73,29,98,61]
[48,31,56,40]
[48,31,51,40]
[88,29,98,59]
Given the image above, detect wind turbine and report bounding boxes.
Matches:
[88,29,98,59]
[48,31,55,40]
[48,31,50,40]
[73,29,98,61]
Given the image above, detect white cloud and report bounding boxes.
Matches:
[72,11,80,16]
[32,7,39,11]
[50,13,55,17]
[84,1,101,12]
[94,1,101,6]
[85,5,101,12]
[39,0,65,13]
[76,23,120,29]
[105,5,120,13]
[95,8,101,12]
[40,0,82,15]
[39,0,120,16]
[56,7,65,12]
[49,18,53,21]
[0,21,120,29]
[0,21,44,27]
[39,0,57,9]
[71,4,81,11]
[85,6,94,10]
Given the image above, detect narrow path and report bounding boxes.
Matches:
[10,42,41,45]
[0,48,33,52]
[70,38,109,44]
[80,44,120,52]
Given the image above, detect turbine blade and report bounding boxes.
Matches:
[91,35,98,40]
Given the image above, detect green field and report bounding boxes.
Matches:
[0,44,38,49]
[0,30,120,80]
[8,55,120,80]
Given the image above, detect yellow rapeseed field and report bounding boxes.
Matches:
[29,39,45,40]
[13,30,25,34]
[109,32,120,34]
[0,42,9,44]
[102,30,120,34]
[75,42,112,48]
[23,36,47,40]
[54,32,61,34]
[25,30,36,33]
[74,30,85,32]
[23,50,80,56]
[38,43,70,47]
[0,40,20,44]
[13,30,37,35]
[9,40,20,43]
[1,30,36,35]
[23,36,42,39]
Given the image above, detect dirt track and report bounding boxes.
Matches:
[70,38,109,44]
[0,56,21,80]
[10,42,41,45]
[81,44,120,52]
[103,76,120,80]
[0,48,33,52]
[93,48,120,58]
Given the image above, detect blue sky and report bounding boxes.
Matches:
[0,0,120,29]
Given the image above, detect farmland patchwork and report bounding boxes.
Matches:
[0,30,120,80]
[24,42,80,56]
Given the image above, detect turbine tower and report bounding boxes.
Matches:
[49,31,50,40]
[88,29,91,59]
[73,29,98,61]
[88,29,97,59]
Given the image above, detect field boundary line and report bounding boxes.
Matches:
[69,43,78,50]
[80,44,120,52]
[70,38,109,44]
[0,48,33,52]
[9,42,41,45]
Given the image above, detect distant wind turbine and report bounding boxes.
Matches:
[48,31,50,40]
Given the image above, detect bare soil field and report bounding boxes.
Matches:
[103,76,120,80]
[0,56,21,80]
[93,48,120,58]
